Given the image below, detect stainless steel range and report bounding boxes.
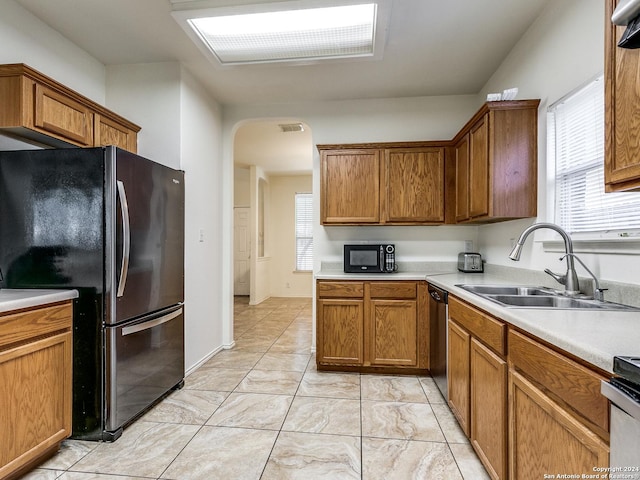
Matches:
[601,356,640,471]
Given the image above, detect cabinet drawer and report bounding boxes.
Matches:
[369,282,417,299]
[449,297,505,355]
[317,281,364,298]
[508,329,609,433]
[0,303,73,350]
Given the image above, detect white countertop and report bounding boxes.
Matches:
[316,268,640,374]
[0,289,79,314]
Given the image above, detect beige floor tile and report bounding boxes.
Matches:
[254,352,311,372]
[297,371,361,399]
[207,392,293,430]
[199,350,264,369]
[234,369,303,395]
[59,474,150,480]
[362,438,463,480]
[20,469,65,479]
[161,426,277,480]
[361,375,428,403]
[233,335,275,352]
[142,389,228,425]
[431,403,469,444]
[419,376,447,404]
[184,367,249,391]
[362,400,446,442]
[37,440,97,470]
[72,421,199,478]
[282,396,361,436]
[261,431,361,480]
[449,443,492,480]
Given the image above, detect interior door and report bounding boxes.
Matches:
[234,207,250,296]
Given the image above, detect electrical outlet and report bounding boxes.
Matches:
[464,240,473,252]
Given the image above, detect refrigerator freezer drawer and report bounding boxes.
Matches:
[105,305,184,436]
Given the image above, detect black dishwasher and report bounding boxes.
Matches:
[428,284,448,399]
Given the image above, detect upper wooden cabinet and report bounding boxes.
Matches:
[319,143,446,225]
[453,100,539,224]
[0,64,140,153]
[604,0,640,191]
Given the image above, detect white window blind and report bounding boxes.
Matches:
[550,75,640,233]
[295,193,313,271]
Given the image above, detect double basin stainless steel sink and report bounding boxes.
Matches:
[456,284,640,311]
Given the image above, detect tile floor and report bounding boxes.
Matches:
[23,296,490,480]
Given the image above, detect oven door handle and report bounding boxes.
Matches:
[601,380,640,421]
[122,308,183,336]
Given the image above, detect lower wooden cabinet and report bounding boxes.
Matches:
[0,302,73,479]
[447,295,610,480]
[448,297,507,480]
[316,280,428,372]
[509,370,609,479]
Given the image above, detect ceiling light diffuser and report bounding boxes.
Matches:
[171,2,390,67]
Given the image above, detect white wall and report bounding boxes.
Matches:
[269,175,313,298]
[0,2,105,104]
[475,0,637,285]
[249,166,271,304]
[106,63,225,370]
[234,167,250,207]
[223,95,482,277]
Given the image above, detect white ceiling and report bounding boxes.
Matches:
[15,0,551,173]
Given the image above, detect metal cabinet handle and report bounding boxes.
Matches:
[430,291,442,301]
[116,180,130,298]
[122,308,183,336]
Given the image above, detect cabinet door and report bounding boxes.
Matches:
[321,149,380,224]
[469,116,490,218]
[95,114,138,153]
[447,319,470,436]
[509,370,609,480]
[34,83,93,146]
[0,331,72,478]
[471,338,507,480]
[368,299,417,366]
[605,0,640,191]
[316,298,364,365]
[383,148,444,223]
[455,135,470,222]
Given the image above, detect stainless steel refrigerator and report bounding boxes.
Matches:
[0,146,185,441]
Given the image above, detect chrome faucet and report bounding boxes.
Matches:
[560,253,607,301]
[508,223,581,296]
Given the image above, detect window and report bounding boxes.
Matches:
[549,75,640,234]
[295,193,313,271]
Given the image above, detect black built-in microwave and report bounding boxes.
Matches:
[343,244,396,273]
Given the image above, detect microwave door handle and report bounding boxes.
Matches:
[116,180,130,298]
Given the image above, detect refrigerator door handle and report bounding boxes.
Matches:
[116,180,130,298]
[121,307,183,336]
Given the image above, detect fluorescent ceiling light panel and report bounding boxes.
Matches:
[173,3,386,66]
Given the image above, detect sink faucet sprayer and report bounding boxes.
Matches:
[508,223,580,296]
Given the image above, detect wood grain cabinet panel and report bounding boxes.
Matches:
[369,299,417,367]
[0,301,73,480]
[0,64,140,152]
[448,319,471,437]
[471,338,507,480]
[509,370,609,480]
[320,149,380,224]
[453,100,539,224]
[318,143,446,225]
[605,0,640,191]
[316,280,427,372]
[316,298,364,365]
[383,147,445,223]
[454,134,470,222]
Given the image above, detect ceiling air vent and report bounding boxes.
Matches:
[279,123,305,133]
